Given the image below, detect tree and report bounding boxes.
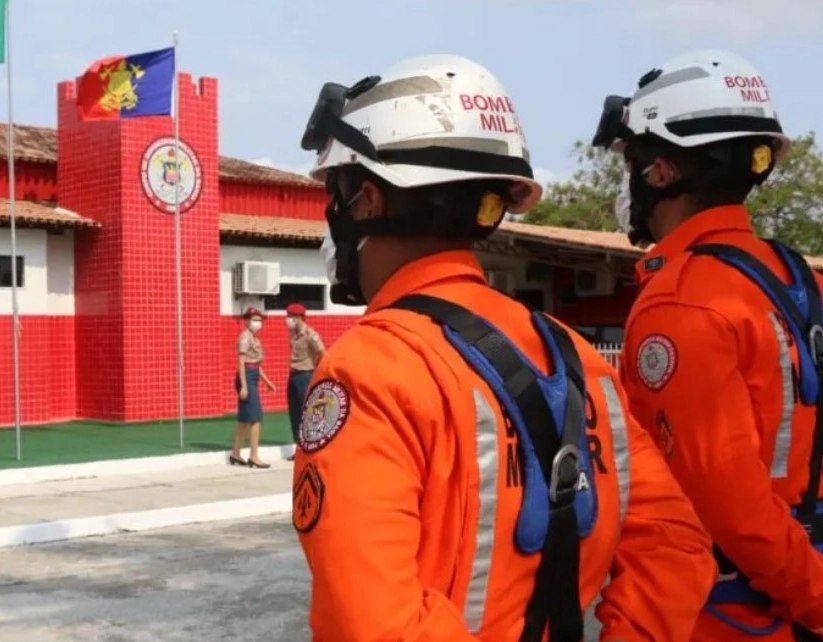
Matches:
[523,141,623,232]
[523,133,823,255]
[748,134,823,255]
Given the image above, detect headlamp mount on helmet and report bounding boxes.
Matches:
[591,69,662,150]
[300,77,382,161]
[591,95,633,150]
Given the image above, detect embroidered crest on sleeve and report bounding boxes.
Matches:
[636,334,678,391]
[655,410,675,458]
[298,378,351,453]
[292,463,325,534]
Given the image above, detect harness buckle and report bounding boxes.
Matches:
[549,444,581,507]
[810,324,823,367]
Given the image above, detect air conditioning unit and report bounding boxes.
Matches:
[573,269,616,298]
[233,261,281,296]
[485,269,510,292]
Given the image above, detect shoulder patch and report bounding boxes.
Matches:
[293,463,325,533]
[636,334,678,391]
[298,378,351,453]
[655,410,674,458]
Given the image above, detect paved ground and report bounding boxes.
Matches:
[0,462,292,528]
[0,516,310,642]
[0,516,603,642]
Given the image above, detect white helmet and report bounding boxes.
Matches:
[593,49,791,159]
[300,54,542,214]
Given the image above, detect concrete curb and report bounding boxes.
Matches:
[0,492,293,548]
[0,444,296,487]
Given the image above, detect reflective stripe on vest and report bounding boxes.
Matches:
[769,312,794,479]
[463,377,632,632]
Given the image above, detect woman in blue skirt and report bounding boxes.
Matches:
[230,307,275,468]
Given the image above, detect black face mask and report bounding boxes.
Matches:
[627,165,688,247]
[626,166,658,246]
[324,177,366,307]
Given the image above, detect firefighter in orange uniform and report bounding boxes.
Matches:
[592,50,823,641]
[291,54,715,642]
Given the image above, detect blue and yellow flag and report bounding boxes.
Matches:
[76,48,175,121]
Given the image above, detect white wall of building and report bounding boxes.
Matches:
[0,228,74,316]
[219,244,365,316]
[47,232,75,315]
[0,232,546,318]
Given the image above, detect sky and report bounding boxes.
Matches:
[5,0,823,185]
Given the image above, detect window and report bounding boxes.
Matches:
[572,324,624,345]
[599,326,625,344]
[513,288,545,310]
[0,255,24,288]
[262,283,326,311]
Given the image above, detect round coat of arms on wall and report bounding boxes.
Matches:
[140,137,203,214]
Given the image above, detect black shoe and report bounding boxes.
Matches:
[247,459,271,469]
[229,455,247,466]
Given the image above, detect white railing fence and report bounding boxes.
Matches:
[594,343,623,369]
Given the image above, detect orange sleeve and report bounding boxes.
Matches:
[596,372,716,642]
[293,325,480,642]
[622,303,823,631]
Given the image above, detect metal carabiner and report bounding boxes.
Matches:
[809,324,823,366]
[549,444,581,505]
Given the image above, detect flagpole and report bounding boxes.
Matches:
[172,31,185,449]
[6,0,21,460]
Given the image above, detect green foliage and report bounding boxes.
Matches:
[523,141,622,232]
[523,134,823,255]
[748,134,823,256]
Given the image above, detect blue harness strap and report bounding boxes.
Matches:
[387,293,595,642]
[690,240,823,637]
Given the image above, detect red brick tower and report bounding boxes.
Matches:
[57,73,221,422]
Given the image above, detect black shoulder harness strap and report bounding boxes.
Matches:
[386,293,586,642]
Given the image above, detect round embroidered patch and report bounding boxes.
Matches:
[298,378,351,453]
[636,334,678,391]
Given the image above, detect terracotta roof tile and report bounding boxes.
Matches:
[219,213,325,242]
[0,124,57,163]
[0,123,322,188]
[499,221,638,255]
[0,199,100,228]
[498,220,823,270]
[217,215,823,270]
[217,157,320,188]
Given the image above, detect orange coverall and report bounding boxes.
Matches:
[292,249,715,642]
[620,205,823,641]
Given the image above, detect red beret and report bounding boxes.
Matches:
[243,307,265,319]
[286,303,307,316]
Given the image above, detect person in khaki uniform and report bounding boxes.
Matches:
[230,307,275,468]
[285,303,325,448]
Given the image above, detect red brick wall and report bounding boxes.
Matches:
[0,312,358,427]
[0,316,75,426]
[219,314,356,414]
[220,181,326,221]
[58,74,223,422]
[0,160,58,202]
[552,267,636,327]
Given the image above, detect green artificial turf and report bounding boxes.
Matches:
[0,413,292,469]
